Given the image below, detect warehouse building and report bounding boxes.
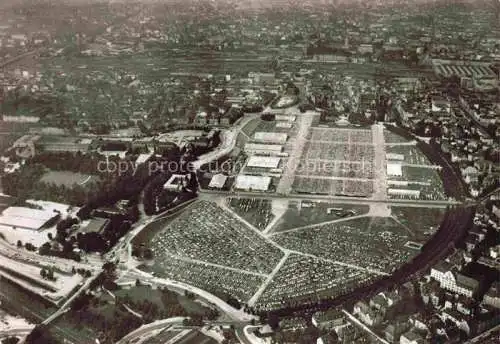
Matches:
[246,156,281,169]
[253,132,288,144]
[234,175,271,191]
[0,206,60,231]
[244,143,283,155]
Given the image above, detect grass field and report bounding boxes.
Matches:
[255,119,291,133]
[114,285,211,316]
[272,201,370,233]
[241,118,261,137]
[391,206,446,235]
[39,170,96,187]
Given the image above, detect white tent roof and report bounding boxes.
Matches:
[244,143,283,153]
[208,174,227,189]
[246,156,281,169]
[387,162,403,176]
[234,175,271,191]
[253,132,288,144]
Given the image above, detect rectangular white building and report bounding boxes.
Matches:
[208,173,227,189]
[386,153,405,161]
[234,175,271,191]
[388,189,420,198]
[244,143,283,155]
[387,162,403,176]
[275,115,296,122]
[246,156,281,169]
[253,132,288,144]
[276,121,293,129]
[0,207,60,230]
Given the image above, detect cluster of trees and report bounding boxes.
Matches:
[131,245,154,260]
[39,267,56,281]
[25,325,60,344]
[261,113,276,121]
[272,325,322,344]
[68,280,219,344]
[348,111,376,126]
[31,151,106,175]
[1,337,19,344]
[22,242,37,252]
[76,153,173,221]
[71,301,143,344]
[1,164,45,201]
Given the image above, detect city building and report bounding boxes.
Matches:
[430,262,482,298]
[482,281,500,309]
[399,330,425,344]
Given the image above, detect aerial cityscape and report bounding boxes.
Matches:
[0,0,498,344]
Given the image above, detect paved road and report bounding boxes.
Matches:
[192,114,260,170]
[116,317,187,344]
[277,109,314,194]
[247,252,290,307]
[200,190,458,208]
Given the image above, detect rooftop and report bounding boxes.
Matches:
[234,175,271,191]
[0,206,60,231]
[246,156,281,169]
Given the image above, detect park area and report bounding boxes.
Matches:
[51,284,217,344]
[390,206,446,237]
